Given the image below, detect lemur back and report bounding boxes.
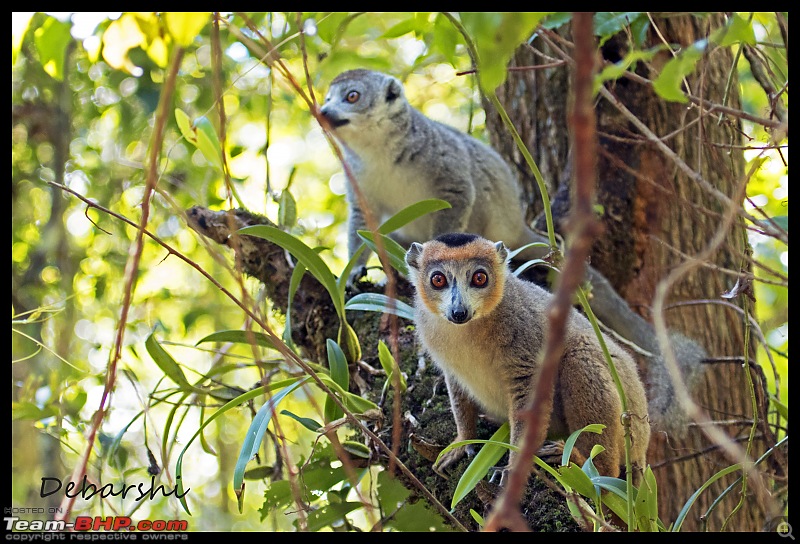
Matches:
[405,233,651,480]
[319,69,533,256]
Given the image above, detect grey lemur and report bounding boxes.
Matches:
[319,68,706,436]
[405,233,651,479]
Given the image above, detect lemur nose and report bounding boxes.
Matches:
[449,307,469,324]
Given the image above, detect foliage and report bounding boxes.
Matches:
[11,11,787,532]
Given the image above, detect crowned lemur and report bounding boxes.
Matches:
[318,68,706,439]
[405,233,650,480]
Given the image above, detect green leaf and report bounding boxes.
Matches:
[634,466,660,532]
[302,501,363,532]
[593,12,642,45]
[345,293,416,321]
[710,13,756,47]
[163,12,209,48]
[338,320,362,364]
[192,116,224,170]
[145,332,194,391]
[378,340,407,394]
[375,198,452,236]
[541,12,572,31]
[175,110,223,170]
[11,401,58,421]
[285,246,326,353]
[196,329,280,350]
[174,377,306,514]
[232,379,310,508]
[672,462,743,532]
[280,409,322,432]
[506,241,550,261]
[324,339,349,423]
[337,198,451,297]
[381,18,418,39]
[769,395,788,420]
[469,509,485,527]
[239,225,344,320]
[357,231,409,276]
[316,374,379,415]
[652,43,705,103]
[591,475,629,501]
[595,46,663,92]
[278,189,297,228]
[107,411,144,461]
[33,16,72,81]
[432,14,460,66]
[315,12,356,45]
[460,13,548,93]
[557,462,597,498]
[341,440,371,459]
[450,423,511,509]
[512,259,551,277]
[243,466,274,480]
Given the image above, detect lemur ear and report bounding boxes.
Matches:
[494,241,509,264]
[405,242,424,270]
[385,78,402,102]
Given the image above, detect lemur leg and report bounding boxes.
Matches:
[557,346,624,478]
[434,374,479,477]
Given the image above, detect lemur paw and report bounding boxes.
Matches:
[346,265,369,288]
[488,465,511,486]
[432,444,475,479]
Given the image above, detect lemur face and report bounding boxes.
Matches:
[318,69,405,140]
[405,233,508,324]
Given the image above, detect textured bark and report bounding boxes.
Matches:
[485,14,780,532]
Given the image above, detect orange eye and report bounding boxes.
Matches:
[471,271,488,287]
[430,273,447,289]
[346,90,360,103]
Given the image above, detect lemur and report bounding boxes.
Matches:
[405,233,651,480]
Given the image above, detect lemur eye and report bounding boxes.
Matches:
[346,90,360,103]
[430,272,447,289]
[471,270,488,287]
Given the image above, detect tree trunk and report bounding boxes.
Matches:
[485,14,779,531]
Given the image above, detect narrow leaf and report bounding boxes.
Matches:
[451,423,511,509]
[345,293,416,321]
[561,423,605,467]
[376,198,451,235]
[174,377,305,514]
[278,189,297,228]
[232,379,310,498]
[280,409,323,432]
[145,332,193,390]
[378,340,407,393]
[196,329,279,350]
[324,339,349,423]
[239,225,344,319]
[357,230,409,276]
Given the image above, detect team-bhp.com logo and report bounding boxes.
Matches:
[5,515,188,532]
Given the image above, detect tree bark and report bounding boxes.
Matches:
[485,14,781,531]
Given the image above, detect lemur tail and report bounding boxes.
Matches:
[583,267,707,438]
[512,228,706,438]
